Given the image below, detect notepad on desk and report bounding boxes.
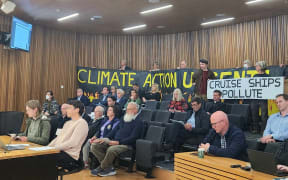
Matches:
[28,147,56,151]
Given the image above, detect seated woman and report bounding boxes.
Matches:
[124,89,142,109]
[17,100,51,145]
[42,90,60,116]
[169,88,188,112]
[142,83,161,102]
[48,100,88,170]
[88,106,120,166]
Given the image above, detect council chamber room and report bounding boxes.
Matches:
[0,0,288,180]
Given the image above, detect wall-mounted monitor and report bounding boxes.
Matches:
[10,16,32,52]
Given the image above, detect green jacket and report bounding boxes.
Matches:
[18,114,51,145]
[124,98,142,109]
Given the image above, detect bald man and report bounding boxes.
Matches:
[199,111,248,161]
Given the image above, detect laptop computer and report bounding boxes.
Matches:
[0,139,25,151]
[248,149,288,177]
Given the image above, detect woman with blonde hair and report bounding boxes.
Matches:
[169,88,188,112]
[142,83,161,102]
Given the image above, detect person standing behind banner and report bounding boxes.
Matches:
[192,59,216,100]
[250,61,269,134]
[177,60,187,69]
[119,59,132,71]
[150,61,160,72]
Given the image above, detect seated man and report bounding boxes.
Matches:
[205,90,226,114]
[17,100,51,145]
[90,102,143,177]
[91,86,110,107]
[73,88,90,106]
[169,97,210,149]
[48,100,88,170]
[87,106,106,139]
[57,103,71,129]
[260,94,288,143]
[199,111,248,161]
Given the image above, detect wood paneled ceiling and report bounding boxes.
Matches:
[2,0,288,34]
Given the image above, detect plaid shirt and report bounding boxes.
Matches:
[221,136,227,149]
[169,99,188,112]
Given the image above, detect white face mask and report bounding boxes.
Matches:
[243,64,249,69]
[46,95,50,100]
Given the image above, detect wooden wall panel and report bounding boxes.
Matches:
[0,14,287,112]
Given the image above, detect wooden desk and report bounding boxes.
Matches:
[0,136,60,180]
[175,152,277,180]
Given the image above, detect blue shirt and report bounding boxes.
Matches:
[263,112,288,141]
[187,112,196,128]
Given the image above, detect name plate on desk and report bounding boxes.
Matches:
[207,77,284,99]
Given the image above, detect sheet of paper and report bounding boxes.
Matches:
[6,144,30,147]
[28,146,55,151]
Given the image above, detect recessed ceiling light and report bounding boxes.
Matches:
[201,17,235,26]
[123,24,147,32]
[57,13,79,22]
[157,25,165,28]
[90,16,103,21]
[245,0,265,5]
[140,4,173,14]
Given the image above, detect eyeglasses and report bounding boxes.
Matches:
[211,120,223,127]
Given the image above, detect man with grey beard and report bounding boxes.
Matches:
[90,102,143,177]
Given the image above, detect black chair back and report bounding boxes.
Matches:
[49,115,59,142]
[145,101,159,110]
[173,112,187,122]
[153,110,171,123]
[139,109,154,122]
[85,106,94,115]
[159,101,170,110]
[0,111,24,135]
[228,114,244,130]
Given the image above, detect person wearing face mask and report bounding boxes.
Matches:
[42,90,60,116]
[243,59,251,69]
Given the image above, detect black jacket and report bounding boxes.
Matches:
[202,125,248,161]
[73,95,90,106]
[185,109,210,135]
[205,101,227,114]
[87,117,105,139]
[107,114,143,147]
